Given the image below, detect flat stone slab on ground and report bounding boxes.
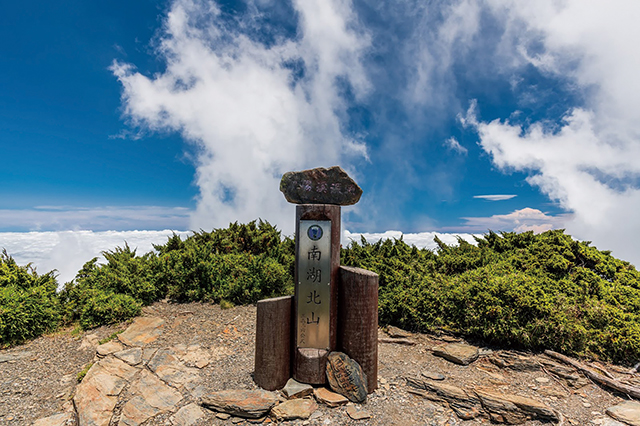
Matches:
[314,387,349,407]
[32,412,77,426]
[201,389,278,419]
[271,399,318,420]
[386,326,412,338]
[346,404,372,420]
[433,343,479,366]
[119,375,182,425]
[169,403,205,426]
[421,371,445,381]
[118,317,165,346]
[279,166,362,205]
[606,400,640,426]
[74,356,139,426]
[97,341,124,357]
[475,387,559,424]
[282,378,313,399]
[114,348,142,366]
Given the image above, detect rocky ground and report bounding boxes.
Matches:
[1,300,639,426]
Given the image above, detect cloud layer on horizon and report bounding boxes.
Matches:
[0,230,191,284]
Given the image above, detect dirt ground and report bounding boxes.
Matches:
[0,300,633,425]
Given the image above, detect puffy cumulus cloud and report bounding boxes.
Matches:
[0,206,191,232]
[469,1,640,264]
[0,230,191,286]
[343,229,478,251]
[457,207,567,234]
[112,0,370,236]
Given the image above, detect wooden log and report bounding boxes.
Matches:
[294,348,328,384]
[544,350,640,399]
[293,204,340,384]
[254,295,293,391]
[338,265,379,393]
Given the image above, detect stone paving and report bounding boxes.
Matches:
[33,316,210,426]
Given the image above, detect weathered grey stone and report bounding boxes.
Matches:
[606,401,640,426]
[118,317,165,346]
[119,369,182,426]
[114,347,143,366]
[475,388,559,424]
[74,356,139,426]
[406,377,482,420]
[386,325,411,338]
[179,345,211,369]
[346,404,371,420]
[201,389,278,419]
[314,387,348,407]
[421,371,445,381]
[282,378,314,399]
[433,343,479,366]
[539,359,588,388]
[96,340,123,357]
[271,399,318,420]
[170,403,206,426]
[326,352,368,403]
[279,166,362,205]
[33,412,77,426]
[79,334,100,351]
[602,418,630,426]
[0,350,33,363]
[147,348,200,387]
[489,352,540,371]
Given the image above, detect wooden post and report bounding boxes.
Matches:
[254,295,293,390]
[293,204,340,384]
[338,266,379,393]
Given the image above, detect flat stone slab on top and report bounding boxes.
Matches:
[279,166,362,205]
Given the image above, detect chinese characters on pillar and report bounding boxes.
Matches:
[297,220,331,349]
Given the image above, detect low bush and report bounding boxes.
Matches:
[342,230,640,365]
[0,250,60,346]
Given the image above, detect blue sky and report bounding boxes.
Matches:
[2,0,640,272]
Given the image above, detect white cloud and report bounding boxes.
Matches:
[473,194,517,201]
[112,0,370,236]
[458,207,566,234]
[0,206,191,232]
[469,1,640,265]
[444,137,467,155]
[343,229,478,251]
[0,230,191,285]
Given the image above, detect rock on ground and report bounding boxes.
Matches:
[271,399,318,420]
[606,400,640,426]
[200,389,278,419]
[432,343,479,366]
[326,351,368,403]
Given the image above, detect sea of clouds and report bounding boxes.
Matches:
[0,229,477,287]
[0,230,190,285]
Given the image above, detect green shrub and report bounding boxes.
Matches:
[342,229,640,365]
[0,250,60,346]
[59,220,294,330]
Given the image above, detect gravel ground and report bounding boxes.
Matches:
[0,300,633,425]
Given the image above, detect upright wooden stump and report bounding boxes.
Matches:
[254,295,293,390]
[338,266,379,393]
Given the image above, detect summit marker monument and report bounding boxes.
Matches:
[255,166,378,396]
